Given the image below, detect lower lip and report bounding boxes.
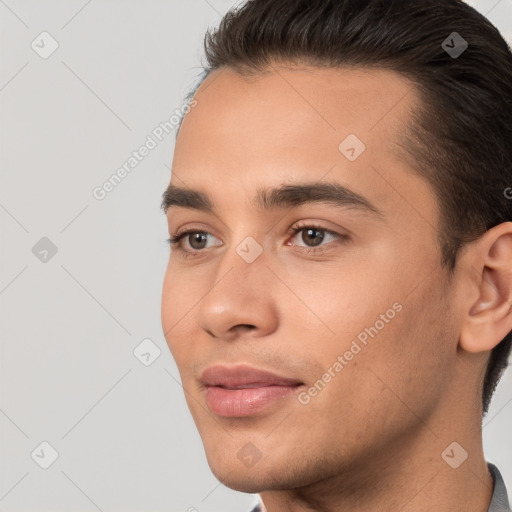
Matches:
[205,385,301,417]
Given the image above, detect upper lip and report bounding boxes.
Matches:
[201,364,303,389]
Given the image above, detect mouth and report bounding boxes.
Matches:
[204,383,304,417]
[200,364,305,417]
[215,382,295,389]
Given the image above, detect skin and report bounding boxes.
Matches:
[161,64,512,512]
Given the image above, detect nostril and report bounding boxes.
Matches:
[236,324,256,331]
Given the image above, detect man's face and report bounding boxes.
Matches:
[161,65,459,491]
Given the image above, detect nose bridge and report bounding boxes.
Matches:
[214,213,269,285]
[210,234,269,304]
[196,234,278,338]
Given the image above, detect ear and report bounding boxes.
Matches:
[459,222,512,353]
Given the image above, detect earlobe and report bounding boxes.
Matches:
[459,222,512,354]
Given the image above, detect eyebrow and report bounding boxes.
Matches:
[161,181,384,219]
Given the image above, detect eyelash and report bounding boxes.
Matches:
[166,222,347,258]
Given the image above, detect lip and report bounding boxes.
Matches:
[201,364,303,388]
[201,364,304,417]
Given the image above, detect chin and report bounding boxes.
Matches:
[219,474,267,494]
[205,446,315,494]
[205,459,269,493]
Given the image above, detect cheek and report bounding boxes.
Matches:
[161,262,197,361]
[161,259,205,322]
[161,263,176,337]
[293,252,449,409]
[280,250,401,344]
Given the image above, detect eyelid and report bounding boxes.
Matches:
[170,221,219,238]
[287,221,343,239]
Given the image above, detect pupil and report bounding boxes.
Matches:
[190,233,207,249]
[303,228,323,247]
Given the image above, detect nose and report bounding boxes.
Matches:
[196,245,279,341]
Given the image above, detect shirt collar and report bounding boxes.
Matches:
[488,463,511,512]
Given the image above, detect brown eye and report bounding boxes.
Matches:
[167,229,221,254]
[289,224,341,251]
[301,228,325,247]
[187,232,208,250]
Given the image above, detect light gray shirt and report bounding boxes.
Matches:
[488,463,511,512]
[248,463,511,512]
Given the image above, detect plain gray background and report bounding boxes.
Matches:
[0,1,511,511]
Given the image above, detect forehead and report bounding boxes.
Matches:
[170,65,438,231]
[181,64,415,137]
[174,64,416,170]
